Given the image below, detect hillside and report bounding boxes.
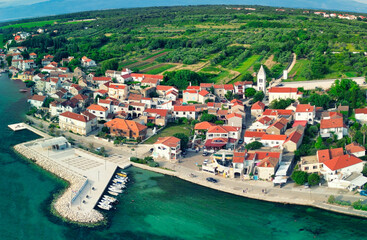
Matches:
[2,5,367,83]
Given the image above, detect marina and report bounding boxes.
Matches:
[13,134,131,222]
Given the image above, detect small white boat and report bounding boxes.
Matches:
[108,191,119,196]
[98,204,112,210]
[108,187,123,193]
[103,195,117,202]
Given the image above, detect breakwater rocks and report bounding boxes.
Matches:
[14,142,104,224]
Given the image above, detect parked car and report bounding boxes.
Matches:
[206,177,218,183]
[238,139,243,144]
[149,148,154,153]
[360,190,367,196]
[202,151,209,156]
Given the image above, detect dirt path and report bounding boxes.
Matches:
[124,51,169,69]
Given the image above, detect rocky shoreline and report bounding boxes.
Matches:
[14,140,104,224]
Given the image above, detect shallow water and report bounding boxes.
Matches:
[1,75,367,240]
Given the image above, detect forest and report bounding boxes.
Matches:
[2,5,367,83]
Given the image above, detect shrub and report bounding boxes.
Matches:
[291,171,308,185]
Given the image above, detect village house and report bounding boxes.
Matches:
[244,131,266,144]
[104,118,147,140]
[255,157,280,180]
[194,121,216,134]
[152,136,181,161]
[268,87,303,103]
[320,118,347,139]
[92,76,112,87]
[173,105,198,120]
[141,108,169,126]
[266,118,288,135]
[59,111,97,135]
[205,125,241,150]
[81,56,97,68]
[234,81,253,97]
[346,142,366,158]
[249,116,274,132]
[355,108,367,123]
[28,95,46,109]
[86,104,109,120]
[251,101,266,118]
[260,134,287,148]
[300,148,344,174]
[108,83,128,100]
[295,104,316,124]
[283,130,303,152]
[226,113,244,128]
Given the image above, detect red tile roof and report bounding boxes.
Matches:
[284,131,303,144]
[187,86,200,90]
[346,142,366,154]
[198,90,209,96]
[93,77,112,81]
[144,108,168,117]
[292,121,308,127]
[87,104,108,112]
[157,85,175,91]
[174,105,196,112]
[268,87,301,94]
[244,131,266,138]
[355,108,367,114]
[131,73,163,79]
[251,101,265,110]
[317,148,344,163]
[29,95,46,102]
[194,121,216,130]
[60,111,96,122]
[263,109,293,116]
[261,134,287,141]
[257,157,279,168]
[105,118,147,132]
[296,104,315,112]
[226,113,242,119]
[154,136,180,148]
[233,151,246,163]
[109,84,126,90]
[324,154,363,171]
[320,118,345,129]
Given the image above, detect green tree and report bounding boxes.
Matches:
[225,91,234,101]
[269,98,294,109]
[308,173,320,187]
[241,72,254,82]
[101,58,119,73]
[245,141,263,150]
[361,124,367,145]
[253,91,265,102]
[200,113,217,123]
[173,133,189,150]
[245,88,256,97]
[291,171,308,185]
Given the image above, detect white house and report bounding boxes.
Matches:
[28,95,46,109]
[295,104,316,125]
[86,104,109,120]
[268,87,303,103]
[173,105,198,119]
[260,134,287,148]
[251,101,266,118]
[320,118,348,139]
[244,131,266,144]
[153,136,181,161]
[59,111,97,135]
[81,56,97,68]
[346,142,366,158]
[321,154,365,189]
[355,108,367,122]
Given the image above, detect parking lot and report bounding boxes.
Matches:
[175,150,213,171]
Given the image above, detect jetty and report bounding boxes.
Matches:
[8,122,50,138]
[13,135,130,223]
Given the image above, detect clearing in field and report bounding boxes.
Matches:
[1,19,59,29]
[263,55,277,69]
[288,59,310,81]
[144,123,192,144]
[235,55,262,74]
[144,64,176,74]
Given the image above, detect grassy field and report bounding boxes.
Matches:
[200,66,221,72]
[144,123,192,144]
[144,64,175,74]
[142,50,170,61]
[235,55,262,74]
[1,20,59,29]
[63,20,95,25]
[288,59,310,80]
[0,34,4,48]
[210,70,234,83]
[120,60,138,68]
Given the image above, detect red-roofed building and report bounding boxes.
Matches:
[266,118,288,135]
[283,131,304,151]
[141,108,170,126]
[295,104,316,124]
[346,142,366,158]
[260,134,287,147]
[59,111,97,135]
[87,104,109,120]
[355,108,367,122]
[194,121,216,132]
[28,95,46,109]
[251,101,266,117]
[268,87,303,102]
[249,116,274,132]
[320,118,347,139]
[104,118,147,140]
[262,109,294,120]
[92,76,112,86]
[108,83,128,100]
[153,136,181,161]
[226,113,244,128]
[205,125,241,149]
[244,131,266,144]
[173,105,198,119]
[81,56,96,68]
[322,154,365,189]
[234,81,253,97]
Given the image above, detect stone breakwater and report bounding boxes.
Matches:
[14,141,104,224]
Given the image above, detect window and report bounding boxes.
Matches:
[305,167,309,170]
[313,166,318,169]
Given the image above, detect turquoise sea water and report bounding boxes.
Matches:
[1,75,367,240]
